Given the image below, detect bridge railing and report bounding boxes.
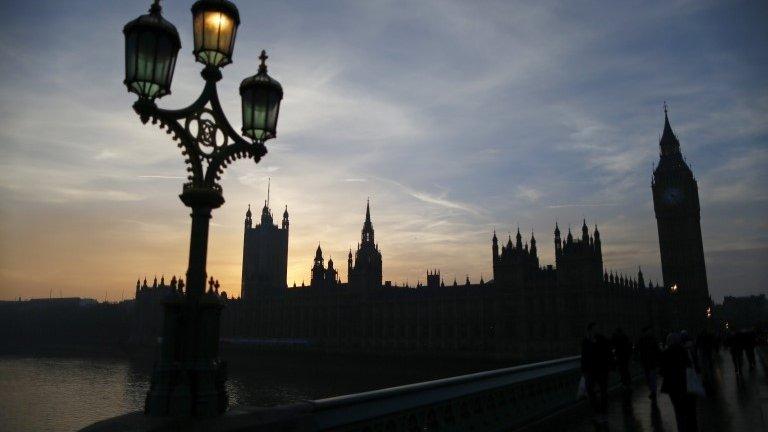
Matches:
[82,355,591,432]
[305,355,582,431]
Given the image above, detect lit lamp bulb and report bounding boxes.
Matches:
[670,284,678,293]
[192,0,240,68]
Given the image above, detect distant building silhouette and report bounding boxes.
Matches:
[311,244,340,289]
[240,185,289,300]
[217,201,676,361]
[128,107,715,360]
[652,106,711,330]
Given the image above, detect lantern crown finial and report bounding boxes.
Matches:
[150,0,161,14]
[259,50,269,73]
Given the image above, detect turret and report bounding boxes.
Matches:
[260,200,273,226]
[347,248,353,276]
[282,205,289,230]
[581,219,589,242]
[515,227,522,249]
[530,231,537,256]
[245,204,252,228]
[594,225,601,251]
[638,266,645,288]
[566,227,573,244]
[492,230,499,260]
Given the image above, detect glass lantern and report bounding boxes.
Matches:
[240,51,283,142]
[123,1,181,99]
[191,0,240,68]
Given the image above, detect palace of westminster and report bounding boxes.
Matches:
[134,109,712,361]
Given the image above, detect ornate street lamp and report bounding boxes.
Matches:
[123,0,282,417]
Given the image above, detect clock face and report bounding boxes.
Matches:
[662,187,684,205]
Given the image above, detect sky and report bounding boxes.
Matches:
[0,0,766,303]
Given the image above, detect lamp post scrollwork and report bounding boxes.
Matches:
[123,0,282,417]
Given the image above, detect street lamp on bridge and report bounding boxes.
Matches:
[123,0,283,417]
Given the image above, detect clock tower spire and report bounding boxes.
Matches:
[651,104,710,331]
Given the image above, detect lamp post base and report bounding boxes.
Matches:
[145,295,228,417]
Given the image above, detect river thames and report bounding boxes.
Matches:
[0,353,508,432]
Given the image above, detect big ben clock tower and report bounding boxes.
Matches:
[652,105,710,330]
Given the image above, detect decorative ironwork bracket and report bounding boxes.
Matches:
[133,66,268,194]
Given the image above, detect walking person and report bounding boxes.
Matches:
[725,330,744,376]
[612,327,633,390]
[581,322,612,424]
[638,325,661,401]
[660,332,699,432]
[696,329,714,378]
[742,328,757,370]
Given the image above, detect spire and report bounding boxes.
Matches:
[554,222,560,237]
[516,226,522,249]
[492,229,497,242]
[361,199,374,243]
[267,177,271,208]
[283,205,288,218]
[246,204,252,218]
[315,243,323,259]
[660,102,681,156]
[581,219,589,241]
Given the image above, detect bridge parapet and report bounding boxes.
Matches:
[82,356,586,431]
[307,355,581,431]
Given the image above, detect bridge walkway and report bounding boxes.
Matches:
[522,352,768,432]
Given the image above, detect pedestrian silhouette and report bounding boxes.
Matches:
[581,322,612,425]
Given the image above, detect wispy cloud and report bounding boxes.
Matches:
[138,175,185,179]
[379,178,481,216]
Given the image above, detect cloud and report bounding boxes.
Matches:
[138,175,185,179]
[379,178,481,216]
[0,0,766,302]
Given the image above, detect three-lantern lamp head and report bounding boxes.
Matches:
[123,1,282,144]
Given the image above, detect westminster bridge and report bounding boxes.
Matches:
[83,348,767,432]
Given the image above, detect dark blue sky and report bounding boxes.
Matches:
[0,0,765,301]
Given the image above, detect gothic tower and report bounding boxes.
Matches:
[241,184,289,300]
[348,199,383,291]
[651,105,710,329]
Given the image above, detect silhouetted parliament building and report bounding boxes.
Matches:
[136,109,712,361]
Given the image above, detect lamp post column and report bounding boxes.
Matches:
[181,188,225,299]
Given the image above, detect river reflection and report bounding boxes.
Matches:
[0,353,508,432]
